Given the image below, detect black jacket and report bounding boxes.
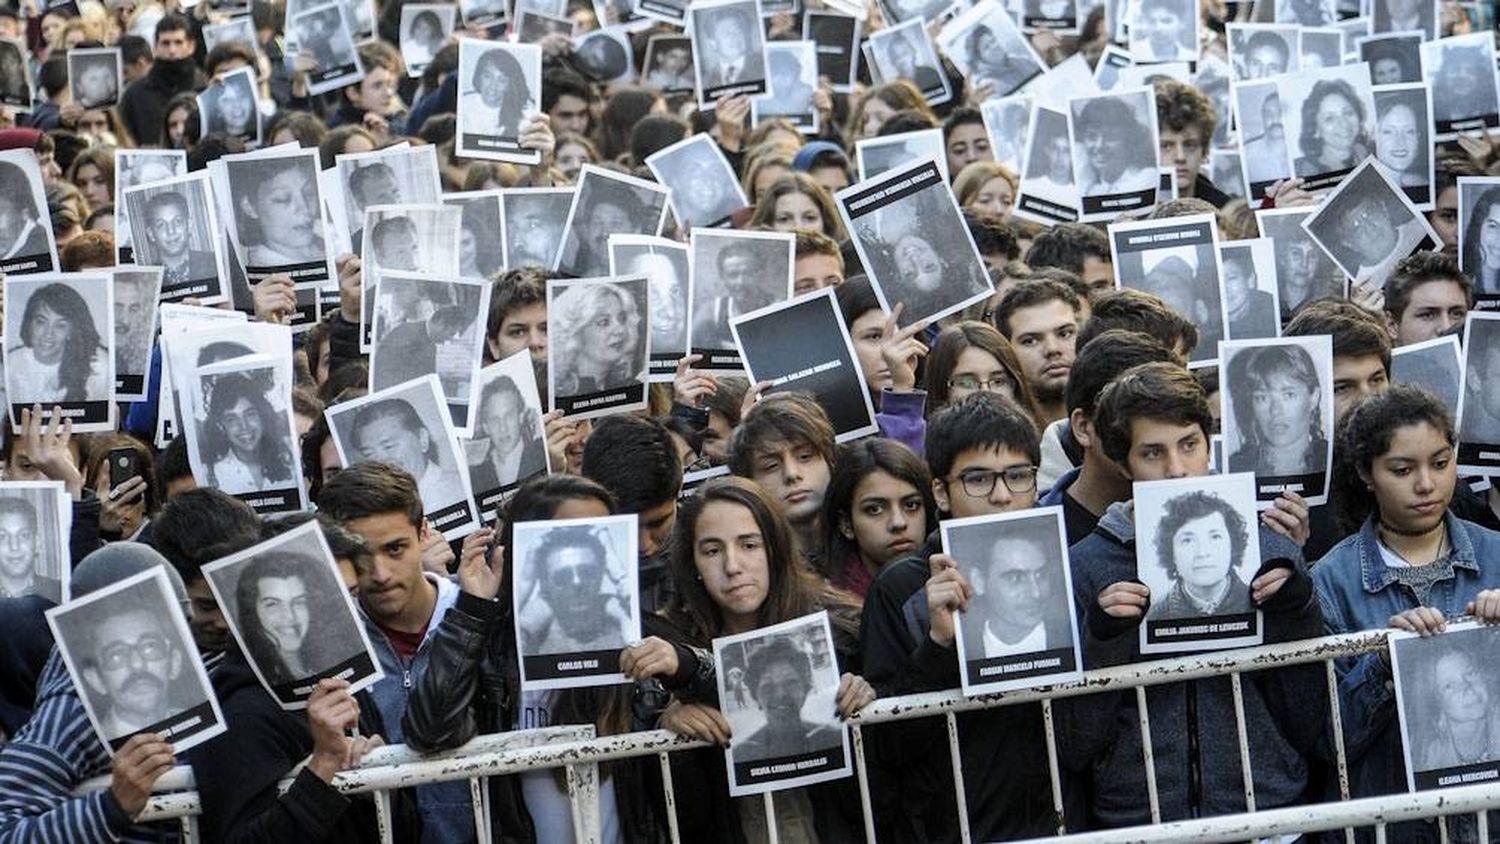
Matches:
[118,58,205,147]
[188,650,421,844]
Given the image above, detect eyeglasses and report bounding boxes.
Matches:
[947,374,1014,393]
[97,634,171,671]
[949,466,1038,498]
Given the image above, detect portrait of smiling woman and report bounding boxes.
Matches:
[234,550,345,685]
[1294,78,1372,179]
[199,372,296,495]
[550,280,646,395]
[7,281,109,405]
[461,44,534,139]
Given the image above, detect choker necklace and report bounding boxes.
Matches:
[1378,523,1447,567]
[1378,516,1442,538]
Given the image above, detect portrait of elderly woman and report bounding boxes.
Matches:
[550,280,646,397]
[198,371,296,495]
[7,282,109,405]
[232,550,351,689]
[1406,633,1500,774]
[1461,185,1500,294]
[461,44,534,140]
[1145,490,1254,621]
[470,373,546,495]
[1293,78,1372,180]
[229,155,326,269]
[1226,344,1328,477]
[1072,95,1158,198]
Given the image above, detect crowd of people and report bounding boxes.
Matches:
[0,0,1498,842]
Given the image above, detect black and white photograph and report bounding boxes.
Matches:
[121,171,227,302]
[1458,177,1500,300]
[400,4,455,78]
[609,234,689,379]
[804,13,860,93]
[113,149,186,264]
[633,0,685,25]
[202,520,383,709]
[1226,24,1299,82]
[160,320,287,451]
[1301,158,1438,287]
[1021,0,1079,32]
[1299,27,1343,70]
[936,1,1044,100]
[326,374,480,538]
[1209,152,1246,201]
[223,147,333,286]
[1191,57,1233,149]
[0,39,32,111]
[1128,0,1197,63]
[645,134,748,230]
[465,350,548,519]
[1217,238,1281,341]
[4,273,114,432]
[1236,79,1293,201]
[512,514,640,690]
[456,40,541,165]
[514,0,568,18]
[1256,206,1348,316]
[838,158,994,328]
[867,18,951,106]
[1013,52,1096,111]
[0,150,59,276]
[1372,0,1437,39]
[46,566,226,752]
[287,1,364,97]
[942,506,1082,696]
[358,204,462,349]
[688,228,793,371]
[203,17,258,54]
[1068,88,1160,221]
[1459,312,1500,473]
[441,190,505,280]
[714,611,852,796]
[1372,83,1433,209]
[753,42,820,133]
[1108,213,1225,366]
[370,271,490,432]
[183,354,306,513]
[1093,45,1134,91]
[1279,63,1377,193]
[1357,32,1422,84]
[334,145,443,254]
[641,36,694,95]
[1337,16,1373,54]
[1277,0,1336,26]
[1221,335,1336,506]
[730,288,877,441]
[67,47,121,110]
[878,0,947,25]
[689,0,769,103]
[502,186,573,270]
[1390,335,1462,421]
[460,0,507,32]
[571,29,634,85]
[111,267,162,400]
[547,275,649,418]
[854,128,948,183]
[1389,620,1500,792]
[197,67,261,147]
[553,165,669,278]
[980,94,1031,173]
[515,9,574,43]
[0,481,69,604]
[1420,34,1500,140]
[1133,472,1265,655]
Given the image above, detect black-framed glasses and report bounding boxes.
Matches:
[947,374,1015,393]
[950,466,1038,498]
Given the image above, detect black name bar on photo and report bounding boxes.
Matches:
[0,251,56,275]
[1145,612,1262,647]
[734,748,846,785]
[1017,194,1078,224]
[9,401,108,425]
[238,486,305,515]
[1114,220,1213,251]
[556,383,647,416]
[1083,187,1156,215]
[966,646,1078,686]
[523,648,624,681]
[111,701,218,752]
[428,499,477,531]
[461,133,524,153]
[277,653,379,703]
[1419,761,1500,791]
[1255,472,1324,502]
[843,160,943,216]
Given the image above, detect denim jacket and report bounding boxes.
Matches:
[1312,514,1500,812]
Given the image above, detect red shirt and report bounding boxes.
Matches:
[378,620,429,661]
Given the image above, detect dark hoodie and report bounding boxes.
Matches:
[188,649,421,844]
[118,58,205,147]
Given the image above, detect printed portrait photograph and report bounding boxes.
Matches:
[335,146,443,253]
[1302,160,1435,287]
[642,36,694,95]
[1218,238,1281,341]
[756,42,819,130]
[1390,336,1462,421]
[609,235,690,374]
[197,67,260,145]
[1069,88,1159,217]
[1110,214,1224,365]
[547,275,649,417]
[4,274,115,430]
[1227,24,1298,81]
[457,40,541,164]
[0,481,68,604]
[442,190,506,280]
[0,151,59,275]
[856,128,947,183]
[502,187,573,270]
[1128,0,1196,63]
[1372,85,1432,209]
[690,0,767,100]
[1280,64,1377,190]
[1458,177,1500,296]
[1359,33,1422,85]
[122,173,225,300]
[1221,336,1335,503]
[646,134,748,229]
[0,39,32,109]
[689,230,793,357]
[289,2,363,94]
[938,3,1042,100]
[1373,0,1436,39]
[981,95,1032,173]
[554,166,668,278]
[805,13,859,90]
[1390,621,1500,790]
[869,19,948,104]
[1276,0,1335,26]
[1256,207,1346,318]
[358,205,462,345]
[399,4,455,78]
[465,350,548,515]
[186,359,302,507]
[1017,105,1077,220]
[225,150,329,277]
[1459,313,1500,458]
[370,272,488,430]
[113,150,186,262]
[1235,80,1293,195]
[67,47,121,110]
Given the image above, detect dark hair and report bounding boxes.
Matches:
[472,47,534,125]
[745,636,812,702]
[1152,491,1248,577]
[201,373,296,485]
[942,105,984,141]
[993,279,1083,340]
[319,125,377,170]
[598,87,662,162]
[727,393,837,478]
[1285,303,1391,373]
[1076,288,1198,357]
[301,414,336,500]
[84,433,161,516]
[487,268,550,346]
[157,435,193,492]
[628,114,689,165]
[317,461,424,528]
[875,109,938,136]
[581,416,682,513]
[1153,78,1217,143]
[1025,223,1109,276]
[1333,384,1455,533]
[1244,31,1290,67]
[155,12,194,42]
[205,42,255,77]
[925,391,1040,481]
[265,111,328,148]
[1075,98,1154,169]
[1067,329,1175,418]
[19,283,104,401]
[234,549,346,684]
[150,488,262,586]
[542,67,598,113]
[821,438,936,575]
[1462,187,1500,276]
[119,34,152,66]
[963,210,1020,262]
[1298,79,1369,162]
[1094,362,1213,465]
[834,275,880,330]
[1384,252,1472,322]
[924,321,1040,421]
[160,92,201,150]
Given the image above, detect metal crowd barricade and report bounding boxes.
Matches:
[100,630,1500,843]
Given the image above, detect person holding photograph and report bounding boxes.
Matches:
[1414,643,1500,772]
[8,282,109,404]
[235,158,324,266]
[646,43,694,92]
[0,161,48,261]
[961,25,1031,97]
[470,374,546,493]
[881,30,941,95]
[462,47,533,139]
[348,397,464,510]
[1075,98,1157,196]
[1144,491,1255,620]
[233,551,343,685]
[1221,249,1278,340]
[819,439,937,599]
[1226,345,1327,476]
[699,6,759,89]
[201,373,296,494]
[1314,385,1500,821]
[1294,79,1371,178]
[962,524,1073,659]
[143,190,217,287]
[1461,186,1500,294]
[551,282,642,396]
[1374,99,1427,189]
[0,497,39,599]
